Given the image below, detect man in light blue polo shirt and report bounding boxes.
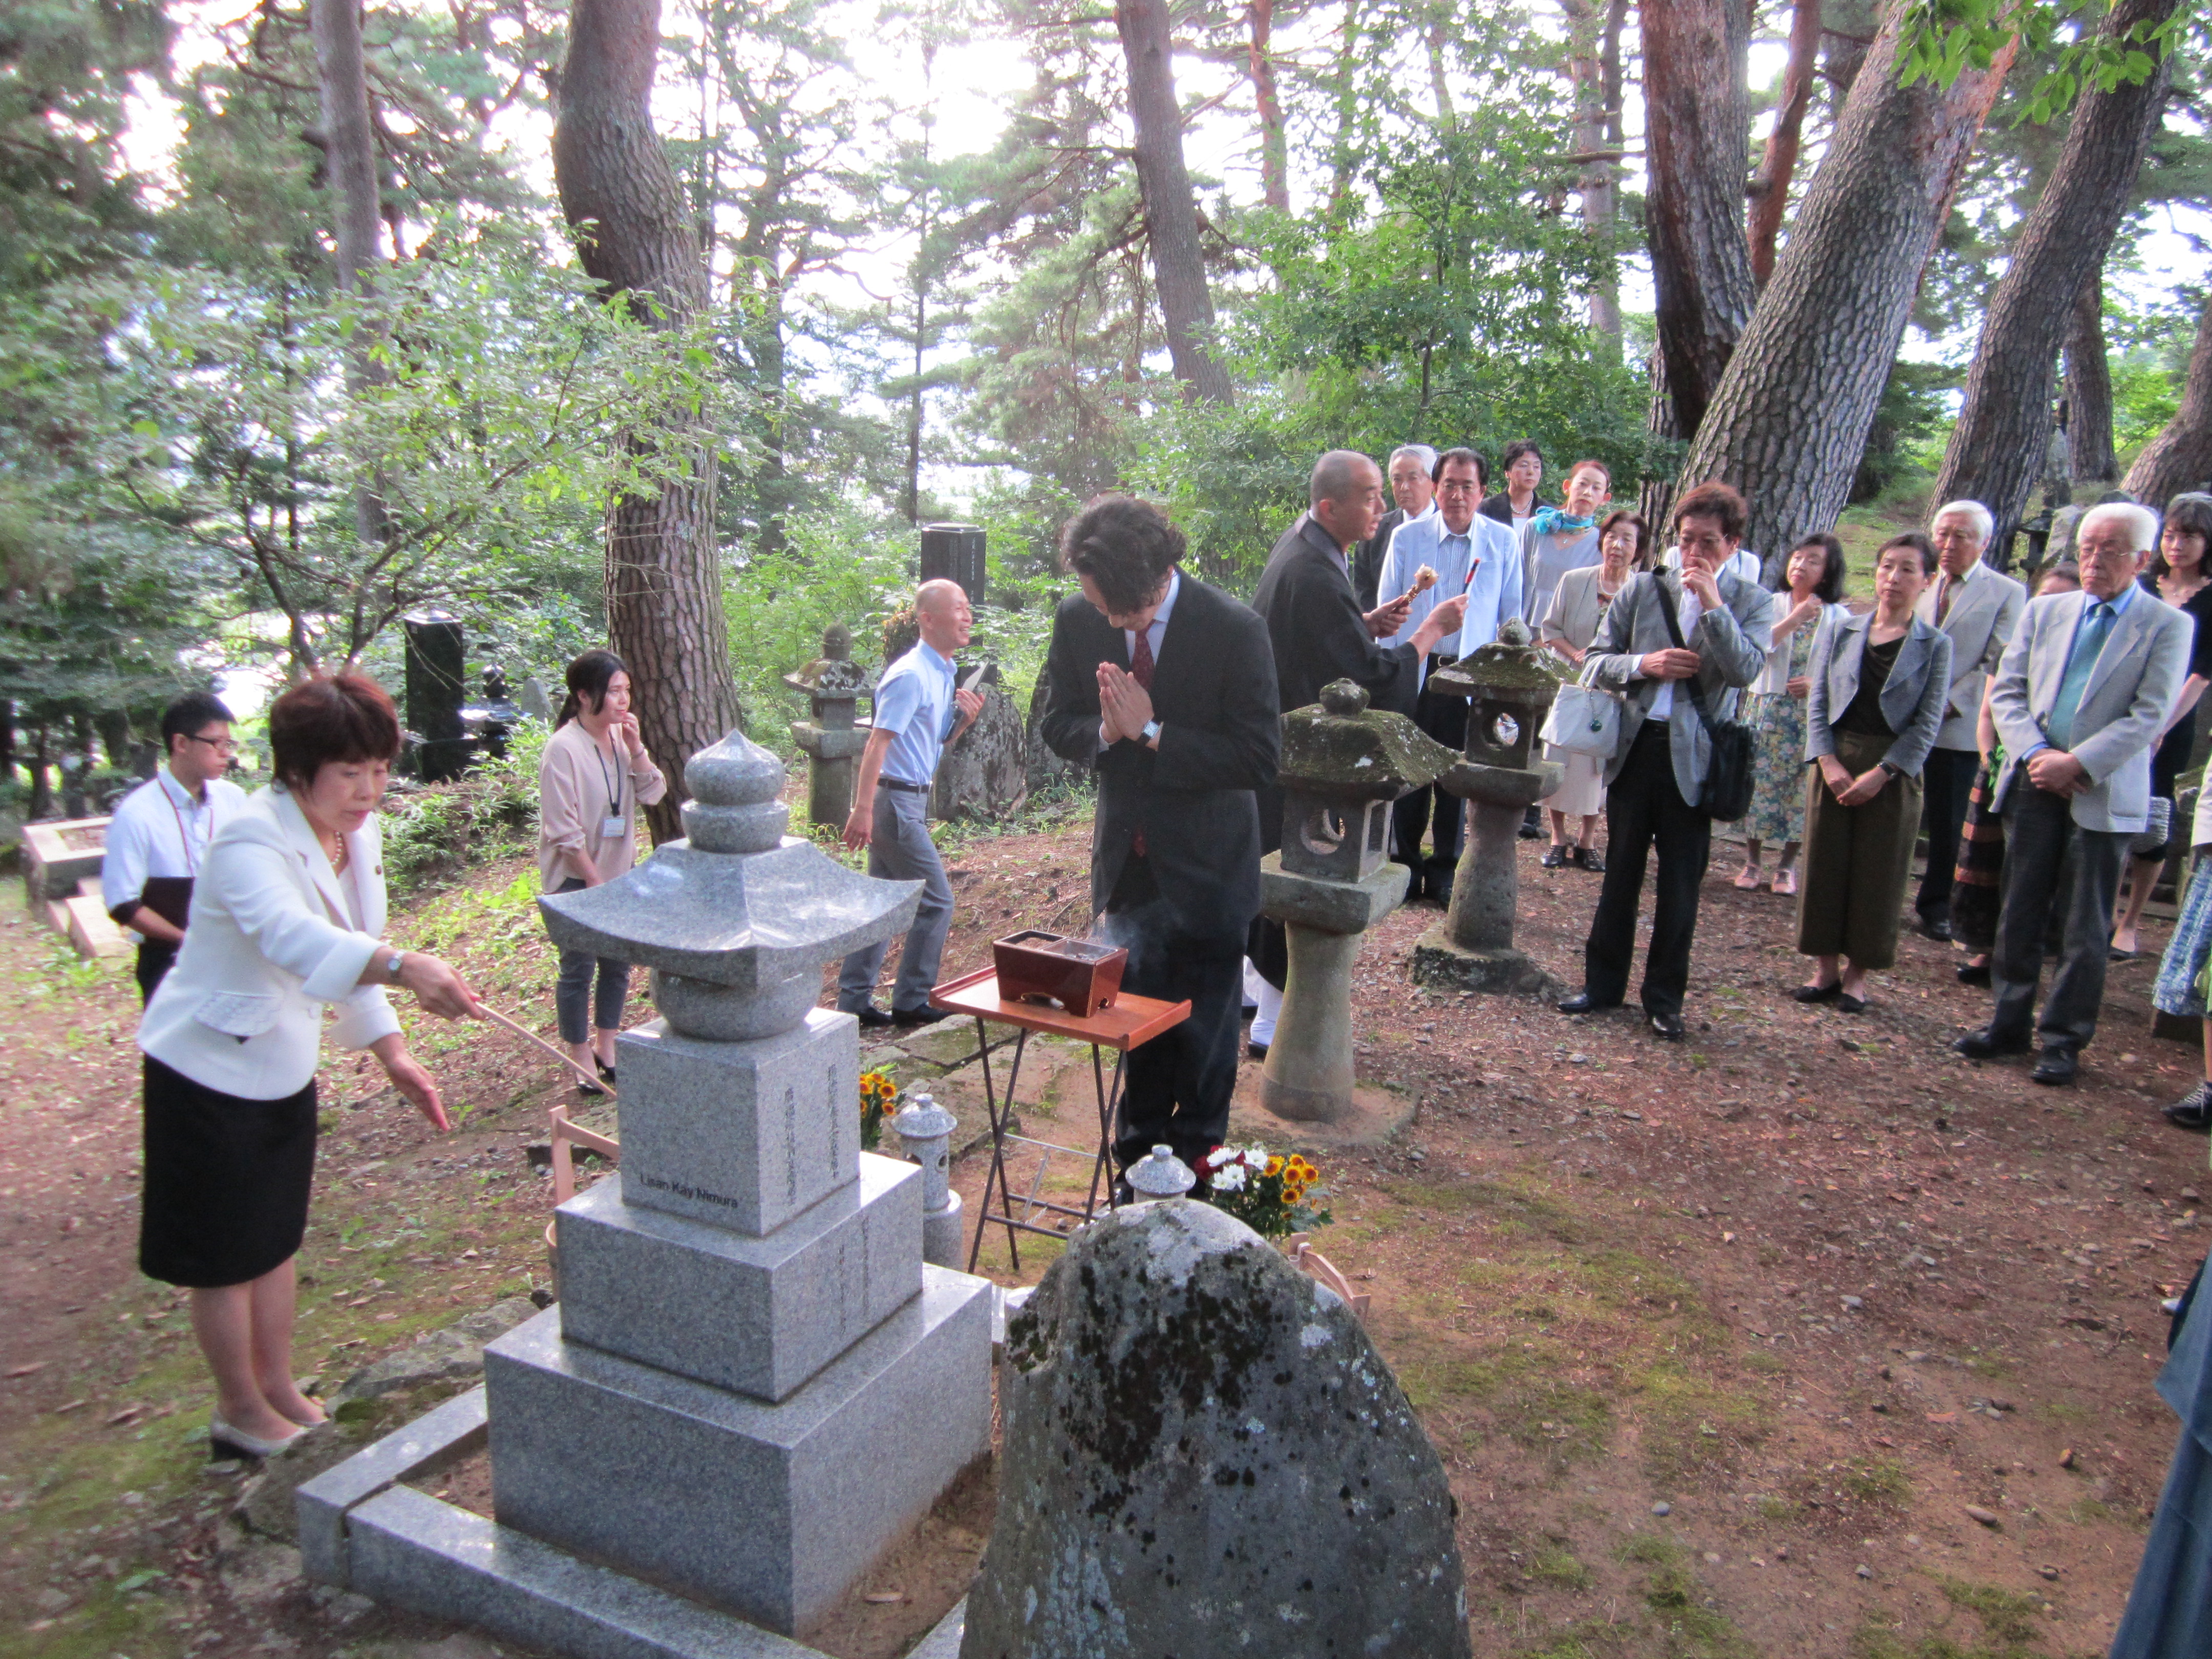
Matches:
[837,580,984,1027]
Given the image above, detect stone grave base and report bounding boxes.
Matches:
[485,1274,990,1638]
[1228,1072,1418,1151]
[1408,925,1565,999]
[299,1388,974,1659]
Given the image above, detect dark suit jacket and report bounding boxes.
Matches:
[1040,574,1280,942]
[1351,506,1406,611]
[1478,493,1515,528]
[1250,514,1421,854]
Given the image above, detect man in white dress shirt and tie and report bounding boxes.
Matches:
[1955,503,2189,1084]
[102,691,251,1003]
[1376,446,1524,906]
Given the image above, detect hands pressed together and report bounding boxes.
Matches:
[1097,660,1158,745]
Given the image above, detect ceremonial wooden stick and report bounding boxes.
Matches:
[478,1004,619,1099]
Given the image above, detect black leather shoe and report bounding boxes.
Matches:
[1648,1012,1687,1041]
[1955,960,1991,987]
[1430,872,1454,909]
[2031,1047,2079,1086]
[1541,845,1568,869]
[2164,1082,2212,1130]
[890,1006,941,1029]
[1558,991,1616,1015]
[1952,1028,2029,1060]
[1246,1041,1270,1061]
[1576,847,1606,873]
[1793,980,1844,1003]
[851,1006,895,1029]
[1916,914,1953,943]
[1519,806,1544,840]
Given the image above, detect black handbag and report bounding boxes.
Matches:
[1657,574,1754,822]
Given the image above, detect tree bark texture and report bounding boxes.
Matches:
[2123,295,2212,508]
[1747,0,1821,285]
[1116,0,1233,406]
[2066,268,2118,489]
[1563,0,1620,346]
[1931,0,2175,555]
[308,0,384,292]
[1245,0,1290,212]
[1641,0,1757,442]
[1676,5,2014,561]
[309,0,393,607]
[554,0,741,843]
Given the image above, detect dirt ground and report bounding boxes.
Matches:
[3,804,2203,1659]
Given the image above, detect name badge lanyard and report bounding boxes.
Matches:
[164,788,210,878]
[596,739,626,841]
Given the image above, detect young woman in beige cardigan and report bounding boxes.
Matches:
[538,650,667,1087]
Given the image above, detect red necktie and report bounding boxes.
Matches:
[1934,578,1952,624]
[1129,629,1154,855]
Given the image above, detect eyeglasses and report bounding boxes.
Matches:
[185,734,238,758]
[1436,481,1480,496]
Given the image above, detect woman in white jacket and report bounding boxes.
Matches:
[137,673,480,1460]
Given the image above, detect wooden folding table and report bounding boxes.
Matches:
[929,965,1189,1272]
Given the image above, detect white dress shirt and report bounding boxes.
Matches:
[1100,568,1180,748]
[101,768,250,937]
[1648,586,1705,721]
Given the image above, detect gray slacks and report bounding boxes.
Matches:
[1989,783,2130,1053]
[837,787,955,1015]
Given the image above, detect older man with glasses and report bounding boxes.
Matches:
[103,691,252,1003]
[1956,503,2192,1086]
[1911,499,2026,943]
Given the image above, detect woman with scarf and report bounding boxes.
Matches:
[1519,460,1612,631]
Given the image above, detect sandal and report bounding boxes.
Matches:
[1732,867,1764,890]
[1772,868,1798,897]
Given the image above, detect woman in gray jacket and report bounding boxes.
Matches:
[1794,533,1953,1011]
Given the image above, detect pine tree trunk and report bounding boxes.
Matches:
[1676,3,2014,560]
[1563,0,1620,348]
[1931,0,2175,556]
[1116,0,1232,406]
[2067,268,2118,490]
[1747,0,1821,285]
[1641,0,1757,442]
[554,0,741,843]
[308,0,391,589]
[2123,295,2212,509]
[1245,0,1289,212]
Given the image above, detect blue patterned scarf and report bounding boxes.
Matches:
[1530,505,1596,540]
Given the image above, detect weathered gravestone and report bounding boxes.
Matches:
[961,1200,1471,1659]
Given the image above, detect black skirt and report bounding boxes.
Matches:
[140,1055,317,1289]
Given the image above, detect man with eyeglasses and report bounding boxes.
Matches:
[102,691,250,1002]
[1375,446,1522,904]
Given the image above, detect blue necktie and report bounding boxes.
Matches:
[2046,600,2117,753]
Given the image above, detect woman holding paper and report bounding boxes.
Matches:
[538,650,668,1091]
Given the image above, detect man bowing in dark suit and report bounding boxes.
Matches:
[1244,450,1466,1051]
[1041,496,1282,1180]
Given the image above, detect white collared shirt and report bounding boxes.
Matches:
[101,768,250,936]
[1648,586,1706,721]
[1123,567,1181,667]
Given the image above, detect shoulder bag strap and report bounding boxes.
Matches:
[1654,572,1722,734]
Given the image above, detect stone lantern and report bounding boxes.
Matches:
[1414,619,1565,995]
[302,730,995,1647]
[894,1090,963,1268]
[785,622,873,828]
[1261,680,1466,1123]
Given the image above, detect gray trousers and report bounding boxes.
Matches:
[837,788,955,1015]
[1990,784,2130,1053]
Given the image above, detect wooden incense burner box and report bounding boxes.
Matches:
[991,931,1128,1017]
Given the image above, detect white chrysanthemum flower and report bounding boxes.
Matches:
[1213,1163,1248,1193]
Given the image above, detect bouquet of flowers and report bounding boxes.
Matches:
[1195,1144,1332,1239]
[859,1070,898,1151]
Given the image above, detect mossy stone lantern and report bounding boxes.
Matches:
[786,623,874,828]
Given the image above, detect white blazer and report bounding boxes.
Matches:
[138,785,400,1100]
